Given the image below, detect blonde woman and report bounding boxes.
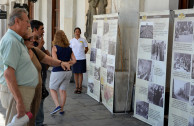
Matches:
[49,30,76,115]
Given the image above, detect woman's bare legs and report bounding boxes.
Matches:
[74,73,79,93]
[50,89,60,107]
[59,89,66,112]
[78,73,83,90]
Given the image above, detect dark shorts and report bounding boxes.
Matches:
[72,59,86,73]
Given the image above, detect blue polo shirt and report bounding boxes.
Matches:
[0,29,38,87]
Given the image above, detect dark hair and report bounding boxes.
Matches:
[74,27,81,33]
[30,20,43,31]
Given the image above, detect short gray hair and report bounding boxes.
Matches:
[8,8,28,26]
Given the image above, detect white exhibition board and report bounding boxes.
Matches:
[87,13,118,113]
[134,11,170,126]
[168,9,194,126]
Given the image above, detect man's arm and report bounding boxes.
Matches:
[4,66,26,118]
[45,50,51,56]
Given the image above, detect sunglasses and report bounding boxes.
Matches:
[24,36,34,42]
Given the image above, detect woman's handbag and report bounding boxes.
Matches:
[42,84,49,99]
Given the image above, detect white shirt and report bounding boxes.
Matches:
[70,37,88,60]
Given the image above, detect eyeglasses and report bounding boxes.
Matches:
[24,36,34,42]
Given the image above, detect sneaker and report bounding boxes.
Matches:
[50,106,61,115]
[59,111,65,115]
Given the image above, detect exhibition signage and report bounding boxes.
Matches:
[0,9,7,19]
[134,11,170,126]
[87,13,118,113]
[168,9,194,126]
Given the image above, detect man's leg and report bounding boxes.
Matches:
[36,69,47,125]
[36,99,44,126]
[6,86,35,125]
[5,96,16,125]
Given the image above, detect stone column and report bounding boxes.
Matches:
[60,0,76,40]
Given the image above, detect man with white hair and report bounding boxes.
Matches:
[0,8,38,125]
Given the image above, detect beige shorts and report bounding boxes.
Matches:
[49,71,72,91]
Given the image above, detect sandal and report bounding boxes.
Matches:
[77,88,82,94]
[74,88,78,94]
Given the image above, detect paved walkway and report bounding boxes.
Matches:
[0,72,149,126]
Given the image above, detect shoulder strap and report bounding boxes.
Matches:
[31,48,40,61]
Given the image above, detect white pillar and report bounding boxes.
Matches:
[60,0,76,40]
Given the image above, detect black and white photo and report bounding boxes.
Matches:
[191,55,194,79]
[96,36,101,49]
[93,22,98,34]
[190,85,194,106]
[151,40,166,61]
[140,22,153,39]
[175,21,193,42]
[172,79,190,103]
[136,101,149,119]
[107,65,114,85]
[94,67,100,81]
[88,82,94,93]
[174,52,191,73]
[101,54,107,68]
[148,83,164,107]
[137,59,153,81]
[108,41,116,55]
[90,48,97,63]
[188,116,194,126]
[103,22,109,35]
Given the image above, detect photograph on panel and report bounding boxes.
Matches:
[137,59,153,82]
[191,55,194,79]
[174,21,193,42]
[94,67,100,81]
[140,22,153,39]
[92,22,98,34]
[148,83,164,107]
[136,101,149,119]
[101,54,107,68]
[190,85,194,106]
[107,65,114,85]
[103,22,109,35]
[88,82,94,93]
[96,36,101,49]
[151,40,166,61]
[174,52,191,73]
[189,116,194,126]
[90,48,97,63]
[108,40,116,55]
[172,78,190,103]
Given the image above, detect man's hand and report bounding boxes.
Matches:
[16,101,26,118]
[61,62,71,71]
[37,37,44,49]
